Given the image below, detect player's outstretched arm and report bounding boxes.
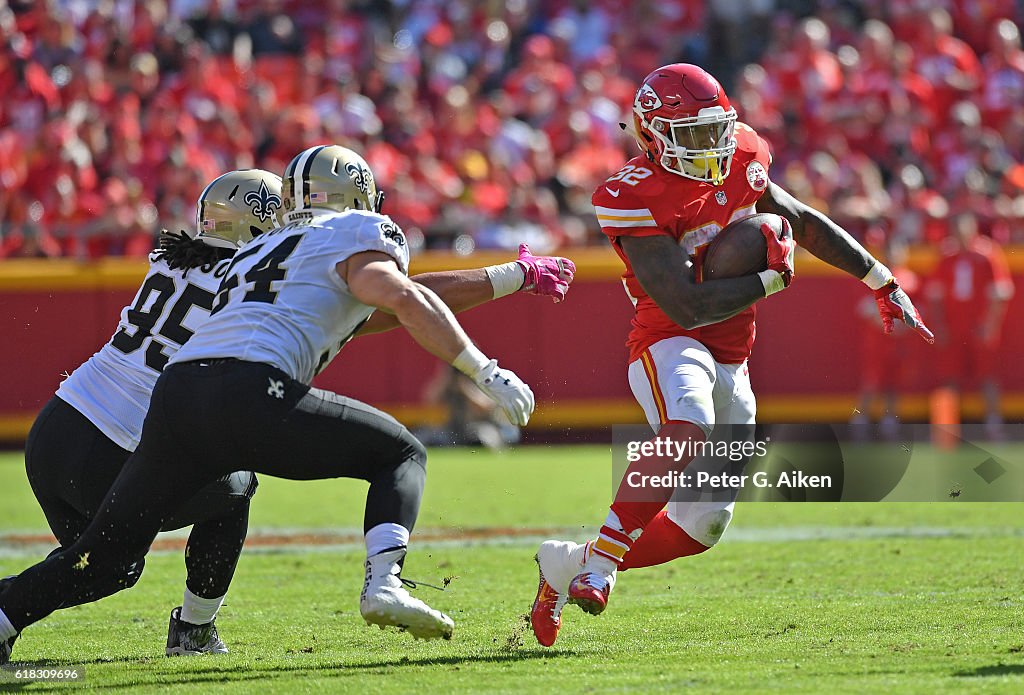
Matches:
[356,268,491,336]
[757,182,874,278]
[757,182,935,343]
[620,235,771,329]
[355,244,576,336]
[341,251,535,425]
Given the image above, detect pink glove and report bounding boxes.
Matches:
[516,243,576,303]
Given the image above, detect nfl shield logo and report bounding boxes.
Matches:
[715,191,727,206]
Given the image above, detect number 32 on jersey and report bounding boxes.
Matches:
[606,164,653,188]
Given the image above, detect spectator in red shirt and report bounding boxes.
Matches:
[504,35,574,104]
[733,63,784,149]
[771,17,843,127]
[827,134,891,240]
[927,211,1015,434]
[164,43,242,119]
[912,8,984,122]
[952,0,1019,55]
[980,18,1024,130]
[887,164,948,245]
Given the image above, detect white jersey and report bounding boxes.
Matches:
[56,255,223,451]
[170,209,410,383]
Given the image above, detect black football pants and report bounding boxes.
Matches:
[23,395,256,605]
[2,360,426,631]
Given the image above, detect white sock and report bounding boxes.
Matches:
[0,607,18,641]
[365,523,410,557]
[603,509,625,534]
[584,552,619,578]
[180,588,225,625]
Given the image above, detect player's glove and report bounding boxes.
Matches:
[758,217,796,296]
[874,279,935,343]
[516,243,576,303]
[473,360,535,426]
[453,346,535,426]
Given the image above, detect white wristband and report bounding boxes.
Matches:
[861,261,894,291]
[484,262,526,299]
[758,269,786,296]
[452,344,491,379]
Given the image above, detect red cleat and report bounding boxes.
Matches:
[530,540,589,646]
[567,571,614,616]
[530,564,562,647]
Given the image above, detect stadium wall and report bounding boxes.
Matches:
[1,246,1022,441]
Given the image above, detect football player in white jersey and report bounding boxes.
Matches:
[21,169,283,657]
[0,144,555,656]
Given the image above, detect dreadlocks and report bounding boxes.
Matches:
[152,230,233,275]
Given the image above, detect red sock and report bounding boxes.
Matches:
[610,421,705,535]
[619,510,709,571]
[591,421,706,565]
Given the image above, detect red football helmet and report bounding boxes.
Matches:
[631,64,737,184]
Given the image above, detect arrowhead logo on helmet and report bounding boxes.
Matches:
[634,83,663,113]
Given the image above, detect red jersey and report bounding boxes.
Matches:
[594,123,773,364]
[928,237,1014,332]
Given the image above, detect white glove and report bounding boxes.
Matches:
[453,346,535,426]
[474,360,535,426]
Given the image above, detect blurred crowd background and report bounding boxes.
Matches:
[1,0,1023,259]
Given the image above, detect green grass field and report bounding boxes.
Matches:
[2,445,1024,693]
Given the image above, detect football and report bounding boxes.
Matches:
[701,213,787,281]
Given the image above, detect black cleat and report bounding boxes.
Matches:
[0,576,19,665]
[165,606,228,656]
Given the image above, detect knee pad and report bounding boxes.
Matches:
[224,470,259,501]
[670,503,734,548]
[161,472,256,532]
[402,431,428,472]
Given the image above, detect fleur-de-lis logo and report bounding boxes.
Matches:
[378,220,405,246]
[244,180,283,222]
[345,161,372,195]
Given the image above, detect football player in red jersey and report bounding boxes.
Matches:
[530,63,934,646]
[927,211,1014,435]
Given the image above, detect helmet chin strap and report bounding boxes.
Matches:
[701,153,723,185]
[672,149,725,184]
